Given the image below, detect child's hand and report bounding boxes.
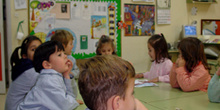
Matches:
[77,100,84,105]
[176,57,185,68]
[135,73,144,78]
[148,77,159,83]
[216,67,220,76]
[63,59,73,79]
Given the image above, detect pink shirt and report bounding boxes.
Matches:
[170,64,211,92]
[143,58,173,83]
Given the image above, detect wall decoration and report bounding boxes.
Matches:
[28,0,121,59]
[124,4,155,36]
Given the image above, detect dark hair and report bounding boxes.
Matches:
[178,37,210,72]
[10,35,42,67]
[50,30,73,47]
[78,55,135,110]
[96,35,117,55]
[148,33,170,63]
[33,41,64,72]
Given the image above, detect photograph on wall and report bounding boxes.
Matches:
[124,4,155,36]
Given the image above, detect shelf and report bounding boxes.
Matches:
[187,0,217,3]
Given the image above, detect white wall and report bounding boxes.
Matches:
[7,0,220,74]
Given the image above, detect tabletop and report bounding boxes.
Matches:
[75,82,220,110]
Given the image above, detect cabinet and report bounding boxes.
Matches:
[187,0,217,3]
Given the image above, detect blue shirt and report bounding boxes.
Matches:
[208,74,220,103]
[17,69,79,110]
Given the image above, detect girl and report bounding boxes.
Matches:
[96,35,117,55]
[5,35,42,110]
[170,37,211,92]
[208,67,220,103]
[135,33,173,83]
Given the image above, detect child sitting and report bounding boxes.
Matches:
[17,41,79,110]
[78,55,148,110]
[208,67,220,103]
[170,37,211,92]
[136,33,173,83]
[96,35,117,55]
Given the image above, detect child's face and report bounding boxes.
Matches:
[119,78,136,110]
[100,43,113,55]
[49,49,69,73]
[26,40,42,61]
[148,43,155,60]
[64,40,74,55]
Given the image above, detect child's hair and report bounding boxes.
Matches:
[96,35,117,55]
[148,33,170,63]
[33,41,64,72]
[50,30,73,47]
[78,55,135,110]
[178,37,209,72]
[10,35,42,67]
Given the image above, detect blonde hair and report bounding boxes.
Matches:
[50,30,73,47]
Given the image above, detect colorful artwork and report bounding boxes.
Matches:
[91,15,108,39]
[124,4,155,36]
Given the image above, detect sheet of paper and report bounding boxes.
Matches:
[157,9,171,24]
[135,79,158,87]
[14,0,27,10]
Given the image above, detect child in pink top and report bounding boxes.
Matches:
[170,37,211,92]
[136,33,173,83]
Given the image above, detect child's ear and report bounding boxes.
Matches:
[42,61,52,69]
[112,96,121,110]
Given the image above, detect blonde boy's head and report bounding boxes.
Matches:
[51,30,73,47]
[78,55,135,110]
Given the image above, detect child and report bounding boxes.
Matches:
[170,37,211,92]
[96,35,117,55]
[17,41,79,110]
[50,30,82,104]
[135,33,173,83]
[208,67,220,103]
[5,35,42,110]
[78,55,148,110]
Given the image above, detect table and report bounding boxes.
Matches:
[75,83,220,110]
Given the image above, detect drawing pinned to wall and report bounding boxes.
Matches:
[14,0,27,10]
[91,15,108,39]
[50,2,70,19]
[124,4,155,36]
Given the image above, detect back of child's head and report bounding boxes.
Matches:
[148,33,170,63]
[10,35,42,67]
[178,37,209,72]
[50,30,73,47]
[78,55,135,110]
[33,40,64,73]
[96,35,116,55]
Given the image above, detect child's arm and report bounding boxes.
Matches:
[169,64,180,88]
[175,66,210,92]
[71,58,80,78]
[63,59,73,79]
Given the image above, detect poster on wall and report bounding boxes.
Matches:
[29,0,121,59]
[124,4,155,36]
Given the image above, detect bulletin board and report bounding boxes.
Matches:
[28,0,121,59]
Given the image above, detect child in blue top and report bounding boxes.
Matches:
[50,30,83,105]
[5,35,42,110]
[17,41,79,110]
[208,67,220,103]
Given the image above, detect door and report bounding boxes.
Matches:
[0,0,6,94]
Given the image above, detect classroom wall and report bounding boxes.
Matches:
[6,0,220,74]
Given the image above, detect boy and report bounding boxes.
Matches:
[78,55,148,110]
[17,41,79,110]
[50,30,81,102]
